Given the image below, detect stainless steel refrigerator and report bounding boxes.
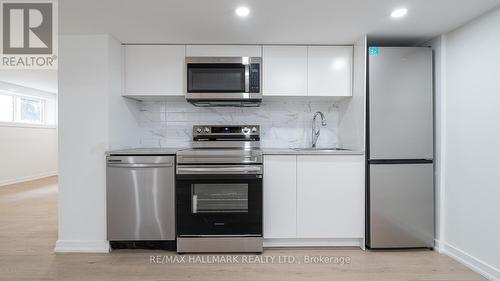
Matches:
[366,47,434,249]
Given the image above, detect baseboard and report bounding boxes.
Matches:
[54,240,110,253]
[441,241,500,281]
[264,238,364,249]
[0,171,58,187]
[434,239,444,253]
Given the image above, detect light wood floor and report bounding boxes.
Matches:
[0,177,486,281]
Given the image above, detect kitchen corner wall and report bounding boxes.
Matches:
[429,6,500,281]
[338,36,366,150]
[135,99,341,149]
[57,34,126,253]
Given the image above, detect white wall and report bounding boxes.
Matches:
[433,6,500,280]
[0,126,57,186]
[0,79,58,186]
[56,35,112,253]
[108,44,142,150]
[338,36,366,151]
[57,34,136,252]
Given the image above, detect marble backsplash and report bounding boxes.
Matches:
[136,99,340,148]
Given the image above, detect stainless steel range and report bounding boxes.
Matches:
[175,125,263,253]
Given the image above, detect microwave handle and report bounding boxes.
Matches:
[244,64,250,93]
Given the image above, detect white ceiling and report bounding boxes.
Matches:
[60,0,500,44]
[0,70,57,94]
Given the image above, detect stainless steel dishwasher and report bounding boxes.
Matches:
[106,155,175,241]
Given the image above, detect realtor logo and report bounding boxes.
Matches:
[3,3,52,54]
[0,1,57,69]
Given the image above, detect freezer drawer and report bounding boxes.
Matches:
[368,47,433,159]
[368,163,434,248]
[106,156,175,241]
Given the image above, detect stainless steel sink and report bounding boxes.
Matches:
[292,147,352,152]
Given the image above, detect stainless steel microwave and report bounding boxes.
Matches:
[185,57,262,107]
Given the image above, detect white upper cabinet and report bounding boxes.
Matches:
[123,44,352,98]
[296,155,364,238]
[263,46,308,96]
[307,46,353,97]
[186,45,262,57]
[124,45,185,96]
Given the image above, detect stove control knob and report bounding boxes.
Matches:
[204,127,210,133]
[242,127,250,134]
[195,127,202,133]
[251,127,258,133]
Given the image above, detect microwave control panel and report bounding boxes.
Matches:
[250,63,260,93]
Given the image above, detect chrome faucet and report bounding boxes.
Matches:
[311,111,327,148]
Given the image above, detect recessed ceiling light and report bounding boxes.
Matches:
[235,6,250,17]
[391,8,408,18]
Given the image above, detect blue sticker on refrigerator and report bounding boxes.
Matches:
[369,47,379,57]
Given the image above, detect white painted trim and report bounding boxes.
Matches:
[0,121,57,129]
[264,238,363,249]
[438,34,447,245]
[360,237,366,251]
[0,171,58,187]
[434,239,444,254]
[441,242,500,281]
[54,240,110,253]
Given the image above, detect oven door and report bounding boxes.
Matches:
[176,173,262,237]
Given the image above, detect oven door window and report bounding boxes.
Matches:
[192,184,248,213]
[187,63,246,93]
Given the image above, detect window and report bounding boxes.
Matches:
[18,97,44,123]
[0,92,55,127]
[0,94,14,122]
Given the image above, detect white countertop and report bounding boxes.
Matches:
[261,148,365,155]
[106,147,188,155]
[107,147,364,156]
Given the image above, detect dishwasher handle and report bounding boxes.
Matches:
[107,163,173,168]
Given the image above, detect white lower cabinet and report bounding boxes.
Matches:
[263,155,297,238]
[263,154,365,244]
[296,155,364,238]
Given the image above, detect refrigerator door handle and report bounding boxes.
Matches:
[368,159,433,165]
